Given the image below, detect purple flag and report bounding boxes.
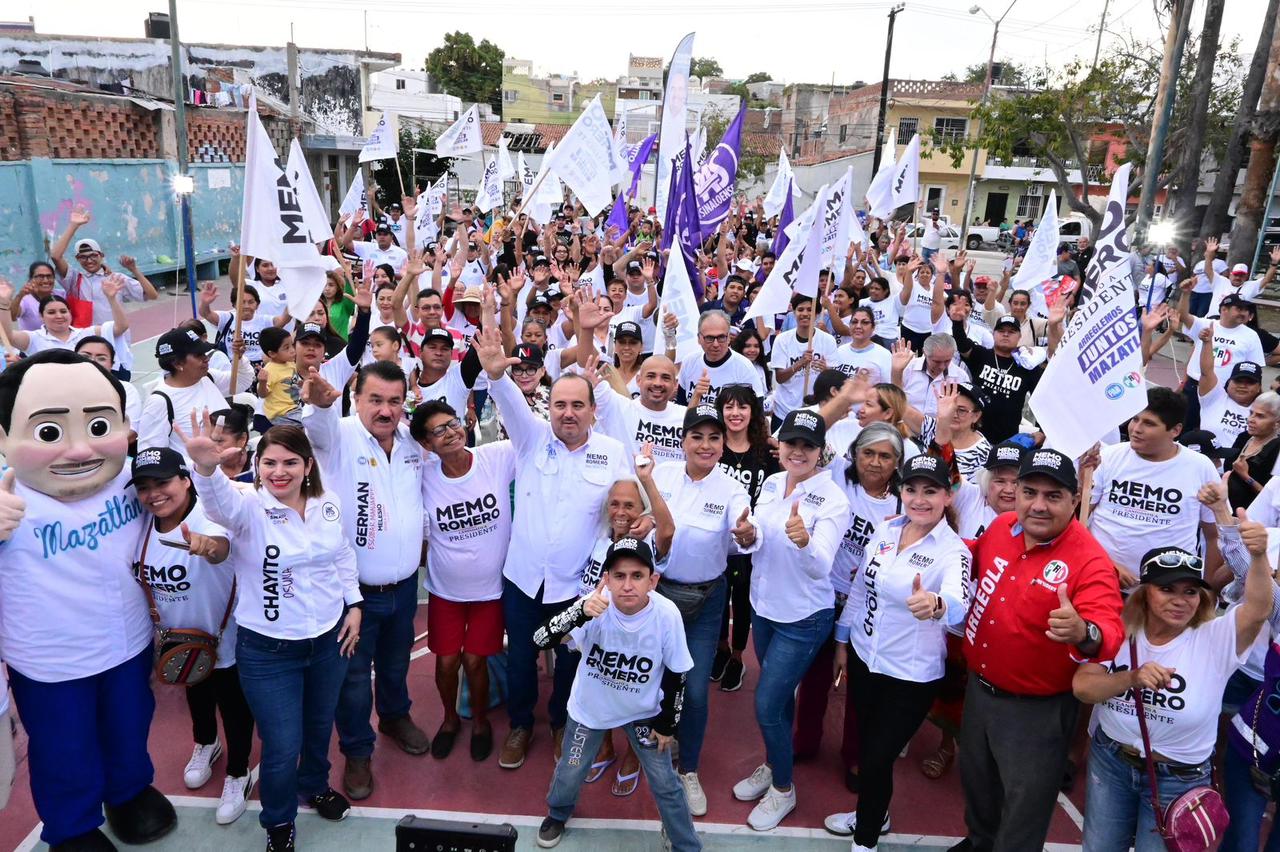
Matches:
[626,133,658,200]
[676,136,704,298]
[694,104,746,237]
[606,192,630,238]
[771,179,795,257]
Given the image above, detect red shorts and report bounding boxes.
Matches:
[427,595,504,656]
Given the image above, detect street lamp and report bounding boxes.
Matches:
[959,0,1017,247]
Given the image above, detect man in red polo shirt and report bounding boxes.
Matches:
[950,448,1124,852]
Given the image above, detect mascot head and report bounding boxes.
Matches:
[0,349,130,500]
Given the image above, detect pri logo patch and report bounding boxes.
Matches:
[1043,560,1069,584]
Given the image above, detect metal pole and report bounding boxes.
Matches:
[1092,0,1111,69]
[1250,155,1280,276]
[168,0,198,317]
[871,4,905,177]
[1136,0,1194,243]
[960,0,1016,248]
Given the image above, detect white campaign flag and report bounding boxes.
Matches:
[338,169,366,219]
[1029,169,1144,459]
[287,138,333,241]
[1083,162,1136,303]
[656,32,695,220]
[763,149,793,218]
[1009,189,1060,312]
[497,135,516,181]
[358,111,398,163]
[474,154,504,214]
[517,151,537,200]
[818,167,853,263]
[527,145,560,225]
[785,182,826,242]
[890,134,920,210]
[414,187,440,244]
[747,190,826,322]
[240,94,336,320]
[793,186,830,298]
[612,110,630,184]
[690,125,708,168]
[546,95,619,215]
[659,244,702,362]
[864,127,899,219]
[435,105,483,157]
[425,174,447,215]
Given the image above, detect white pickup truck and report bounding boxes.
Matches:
[963,224,1002,250]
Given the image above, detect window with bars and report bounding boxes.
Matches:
[897,117,918,139]
[395,79,406,90]
[1016,194,1043,219]
[933,117,967,143]
[839,124,848,143]
[503,90,518,103]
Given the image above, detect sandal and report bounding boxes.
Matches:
[585,755,616,784]
[920,744,955,780]
[611,767,641,796]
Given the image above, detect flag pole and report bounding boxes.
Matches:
[227,254,248,393]
[393,156,407,200]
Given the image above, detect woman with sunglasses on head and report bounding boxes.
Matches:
[1073,482,1273,852]
[209,404,256,485]
[178,416,363,852]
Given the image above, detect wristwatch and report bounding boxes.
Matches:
[1079,620,1101,654]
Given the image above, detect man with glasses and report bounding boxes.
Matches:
[676,311,766,407]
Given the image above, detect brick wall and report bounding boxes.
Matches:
[0,93,20,161]
[188,110,244,163]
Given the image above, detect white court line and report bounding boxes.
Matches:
[1057,790,1086,831]
[14,824,42,852]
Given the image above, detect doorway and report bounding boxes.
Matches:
[983,193,1008,227]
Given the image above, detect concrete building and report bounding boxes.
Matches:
[500,57,615,126]
[746,80,785,106]
[370,68,462,123]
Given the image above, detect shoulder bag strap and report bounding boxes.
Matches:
[1130,637,1166,834]
[133,529,163,628]
[216,579,236,638]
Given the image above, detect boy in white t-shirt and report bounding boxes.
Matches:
[532,538,699,850]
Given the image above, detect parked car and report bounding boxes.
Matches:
[963,223,1002,250]
[906,223,963,251]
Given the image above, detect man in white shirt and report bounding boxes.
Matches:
[345,224,409,273]
[920,209,944,263]
[474,325,632,771]
[301,359,430,800]
[49,208,158,342]
[770,293,838,425]
[1203,238,1277,317]
[1085,387,1220,588]
[1178,281,1265,431]
[676,311,767,406]
[893,333,971,417]
[593,354,688,466]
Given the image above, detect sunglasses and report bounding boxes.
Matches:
[1141,550,1203,577]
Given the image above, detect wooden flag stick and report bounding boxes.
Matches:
[393,155,407,200]
[227,254,248,394]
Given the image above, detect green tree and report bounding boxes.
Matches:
[743,71,772,84]
[426,32,505,111]
[691,57,724,78]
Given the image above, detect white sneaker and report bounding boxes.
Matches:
[184,739,223,789]
[732,763,773,801]
[215,771,256,825]
[679,771,707,816]
[852,845,876,852]
[747,785,796,831]
[824,810,891,837]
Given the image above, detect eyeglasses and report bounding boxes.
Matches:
[1141,550,1203,576]
[427,418,464,438]
[701,334,729,344]
[512,365,540,377]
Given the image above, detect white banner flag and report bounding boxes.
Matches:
[865,158,896,219]
[690,125,707,168]
[474,154,504,214]
[414,188,440,245]
[527,145,560,225]
[435,105,483,157]
[518,152,536,199]
[612,110,630,185]
[793,186,830,299]
[338,169,366,219]
[1083,162,1136,303]
[890,134,920,211]
[1009,189,1061,317]
[818,168,853,263]
[497,135,516,181]
[656,32,695,220]
[287,138,333,241]
[546,95,619,215]
[240,94,336,320]
[426,175,447,215]
[763,148,793,218]
[659,243,702,363]
[746,190,826,322]
[358,111,398,163]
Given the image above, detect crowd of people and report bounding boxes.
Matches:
[2,183,1280,852]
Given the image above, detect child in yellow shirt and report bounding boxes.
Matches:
[257,326,302,426]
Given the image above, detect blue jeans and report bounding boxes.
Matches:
[921,246,938,264]
[547,716,701,851]
[663,576,726,773]
[1222,743,1280,851]
[336,574,418,757]
[502,578,578,731]
[751,609,834,789]
[1189,290,1212,318]
[1083,728,1212,852]
[8,646,155,846]
[237,621,349,829]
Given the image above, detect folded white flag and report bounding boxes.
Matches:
[435,105,483,157]
[890,134,920,210]
[497,135,516,181]
[763,148,793,218]
[338,169,366,219]
[546,95,620,215]
[287,138,333,241]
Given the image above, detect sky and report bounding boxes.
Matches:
[1,0,1271,87]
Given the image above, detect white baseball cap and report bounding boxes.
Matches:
[74,238,102,255]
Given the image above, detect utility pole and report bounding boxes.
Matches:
[167,0,197,316]
[1091,0,1110,69]
[960,0,1017,247]
[871,3,906,177]
[1135,0,1194,243]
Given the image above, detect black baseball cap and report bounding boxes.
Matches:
[1139,546,1210,589]
[532,255,551,268]
[954,383,986,411]
[777,409,826,448]
[388,202,402,211]
[156,328,215,359]
[614,321,643,342]
[296,323,327,343]
[513,342,544,367]
[683,403,724,433]
[1220,294,1256,311]
[545,285,565,300]
[1018,447,1079,492]
[602,536,655,572]
[128,446,190,486]
[993,315,1021,333]
[985,439,1027,471]
[1177,429,1222,461]
[1230,361,1263,384]
[374,224,392,235]
[626,260,643,273]
[530,295,554,312]
[901,453,951,488]
[422,327,454,348]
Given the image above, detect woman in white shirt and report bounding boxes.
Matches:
[732,409,850,832]
[652,404,760,817]
[179,418,363,851]
[0,277,130,358]
[865,276,901,348]
[128,448,254,825]
[1073,531,1273,852]
[825,453,969,850]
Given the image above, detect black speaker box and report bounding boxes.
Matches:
[394,815,518,852]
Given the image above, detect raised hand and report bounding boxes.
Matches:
[891,338,915,372]
[0,277,14,303]
[1044,584,1086,644]
[354,275,373,311]
[1204,237,1219,256]
[584,578,609,619]
[1240,508,1269,556]
[173,409,240,475]
[300,366,340,409]
[69,206,91,227]
[118,255,138,271]
[0,469,27,542]
[642,255,658,281]
[405,249,426,278]
[936,381,959,422]
[906,573,937,620]
[475,325,518,379]
[198,281,218,309]
[732,507,756,548]
[100,273,126,300]
[785,500,809,548]
[1198,322,1214,344]
[1271,245,1280,266]
[634,442,655,481]
[1141,303,1170,334]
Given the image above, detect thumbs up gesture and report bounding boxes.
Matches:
[584,578,609,618]
[0,469,26,542]
[732,506,757,548]
[785,500,809,548]
[906,572,938,620]
[1045,584,1087,644]
[1240,507,1270,557]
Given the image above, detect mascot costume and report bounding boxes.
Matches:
[0,349,176,851]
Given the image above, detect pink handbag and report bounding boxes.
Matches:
[1130,639,1230,851]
